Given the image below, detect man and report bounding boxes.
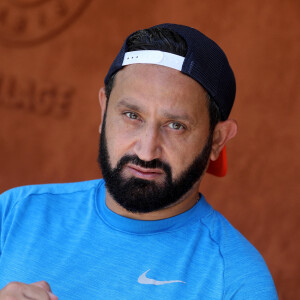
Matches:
[0,24,278,299]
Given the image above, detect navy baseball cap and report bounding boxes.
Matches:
[104,23,236,177]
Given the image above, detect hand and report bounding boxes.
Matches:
[0,280,58,300]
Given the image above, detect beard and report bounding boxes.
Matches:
[98,112,213,213]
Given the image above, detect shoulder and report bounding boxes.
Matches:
[0,179,104,216]
[1,179,103,200]
[200,207,278,299]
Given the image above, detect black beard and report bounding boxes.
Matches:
[98,111,213,213]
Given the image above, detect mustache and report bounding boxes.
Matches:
[116,155,171,174]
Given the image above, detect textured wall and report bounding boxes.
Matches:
[0,0,299,298]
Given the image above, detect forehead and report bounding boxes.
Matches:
[109,64,209,120]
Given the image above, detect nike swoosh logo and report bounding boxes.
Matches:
[138,269,186,285]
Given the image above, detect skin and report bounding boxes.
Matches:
[0,281,58,300]
[0,63,237,297]
[99,64,237,220]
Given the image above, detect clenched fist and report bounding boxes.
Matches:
[0,281,58,300]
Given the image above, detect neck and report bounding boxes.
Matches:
[105,183,201,221]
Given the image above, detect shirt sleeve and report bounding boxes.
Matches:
[222,226,278,299]
[0,187,22,256]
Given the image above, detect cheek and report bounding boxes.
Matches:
[164,135,207,179]
[104,116,135,167]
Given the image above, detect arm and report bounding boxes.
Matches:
[0,190,58,299]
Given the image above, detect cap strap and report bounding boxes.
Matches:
[122,50,184,71]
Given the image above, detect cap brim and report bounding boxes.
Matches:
[206,146,227,177]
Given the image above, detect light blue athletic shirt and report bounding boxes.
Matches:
[0,179,278,299]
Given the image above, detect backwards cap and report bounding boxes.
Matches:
[104,23,236,177]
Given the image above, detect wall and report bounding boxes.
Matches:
[0,0,299,298]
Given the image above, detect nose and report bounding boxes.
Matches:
[133,124,162,162]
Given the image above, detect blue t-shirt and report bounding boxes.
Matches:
[0,179,278,299]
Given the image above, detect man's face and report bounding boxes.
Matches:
[98,64,212,213]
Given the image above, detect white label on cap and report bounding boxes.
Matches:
[122,50,184,71]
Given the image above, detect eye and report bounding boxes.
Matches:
[124,112,139,120]
[168,122,185,130]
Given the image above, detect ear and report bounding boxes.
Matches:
[98,87,107,134]
[210,119,238,161]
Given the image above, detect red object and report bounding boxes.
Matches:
[206,146,227,177]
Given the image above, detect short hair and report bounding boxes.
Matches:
[105,27,221,132]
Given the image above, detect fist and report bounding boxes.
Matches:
[0,281,58,300]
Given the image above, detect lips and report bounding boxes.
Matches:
[125,163,164,180]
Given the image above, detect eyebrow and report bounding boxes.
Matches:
[116,98,144,113]
[162,111,194,124]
